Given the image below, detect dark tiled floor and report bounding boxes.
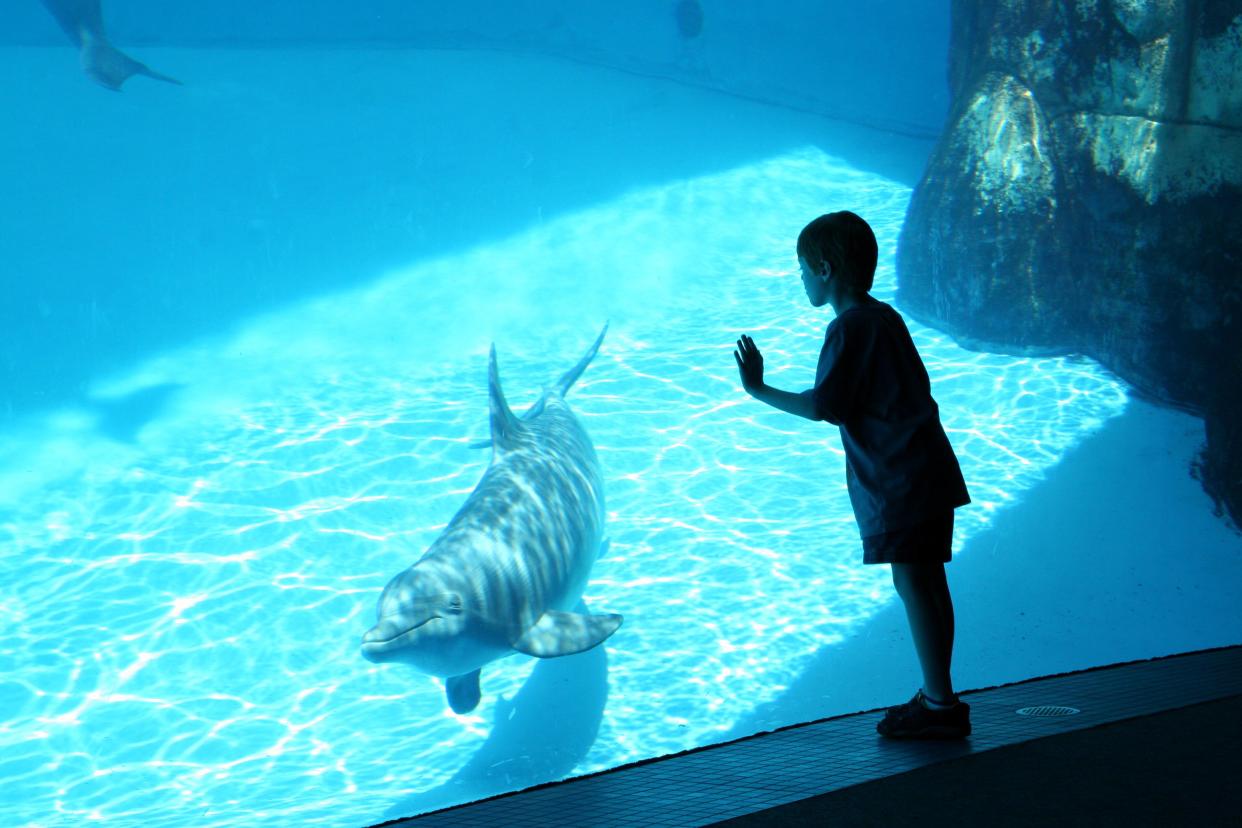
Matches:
[378,645,1242,827]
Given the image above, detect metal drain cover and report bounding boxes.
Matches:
[1016,705,1081,717]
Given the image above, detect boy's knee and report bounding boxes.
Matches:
[890,561,944,594]
[890,563,912,595]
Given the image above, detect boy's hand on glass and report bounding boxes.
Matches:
[734,334,765,396]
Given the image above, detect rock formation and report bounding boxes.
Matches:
[898,0,1242,530]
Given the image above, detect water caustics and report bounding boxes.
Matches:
[0,147,1127,827]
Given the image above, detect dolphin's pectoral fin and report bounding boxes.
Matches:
[512,610,623,658]
[446,669,482,714]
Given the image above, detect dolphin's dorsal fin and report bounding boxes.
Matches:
[488,345,524,450]
[511,609,623,658]
[550,322,609,398]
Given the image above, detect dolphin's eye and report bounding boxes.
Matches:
[445,594,464,614]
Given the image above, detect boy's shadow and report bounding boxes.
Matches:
[381,603,612,821]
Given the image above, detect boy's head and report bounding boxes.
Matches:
[796,211,878,293]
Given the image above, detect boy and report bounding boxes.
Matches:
[733,211,972,739]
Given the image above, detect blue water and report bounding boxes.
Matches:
[0,26,1238,828]
[0,141,1126,824]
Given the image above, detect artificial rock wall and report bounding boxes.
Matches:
[897,0,1242,529]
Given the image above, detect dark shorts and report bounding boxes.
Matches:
[862,511,955,565]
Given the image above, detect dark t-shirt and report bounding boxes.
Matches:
[801,298,970,537]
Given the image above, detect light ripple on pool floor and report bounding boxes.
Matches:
[0,146,1126,827]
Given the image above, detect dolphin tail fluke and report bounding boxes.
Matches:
[81,31,182,91]
[512,609,623,658]
[551,322,608,398]
[488,345,524,449]
[486,323,605,444]
[446,669,482,714]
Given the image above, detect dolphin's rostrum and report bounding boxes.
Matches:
[361,324,622,714]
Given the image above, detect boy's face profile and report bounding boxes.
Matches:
[799,255,831,308]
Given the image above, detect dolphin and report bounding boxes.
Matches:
[361,324,622,714]
[40,0,181,90]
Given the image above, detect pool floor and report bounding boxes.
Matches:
[389,645,1242,826]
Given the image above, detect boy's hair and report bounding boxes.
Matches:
[796,211,878,292]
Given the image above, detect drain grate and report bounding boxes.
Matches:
[1016,705,1081,717]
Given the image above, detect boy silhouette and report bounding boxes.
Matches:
[734,211,971,739]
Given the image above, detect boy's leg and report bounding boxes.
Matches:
[890,561,956,703]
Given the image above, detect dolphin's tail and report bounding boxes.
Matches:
[551,322,608,398]
[475,323,608,451]
[81,31,182,91]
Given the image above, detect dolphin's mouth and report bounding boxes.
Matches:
[359,617,436,661]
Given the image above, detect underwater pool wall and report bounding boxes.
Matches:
[0,1,950,425]
[5,0,951,137]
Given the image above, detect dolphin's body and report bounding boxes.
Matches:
[361,325,621,714]
[40,0,180,90]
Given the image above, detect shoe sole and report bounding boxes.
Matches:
[879,724,971,739]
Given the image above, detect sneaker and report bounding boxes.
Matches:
[876,689,971,739]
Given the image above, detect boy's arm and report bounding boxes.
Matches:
[735,334,822,421]
[749,385,821,421]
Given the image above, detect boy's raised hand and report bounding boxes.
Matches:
[734,334,765,396]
